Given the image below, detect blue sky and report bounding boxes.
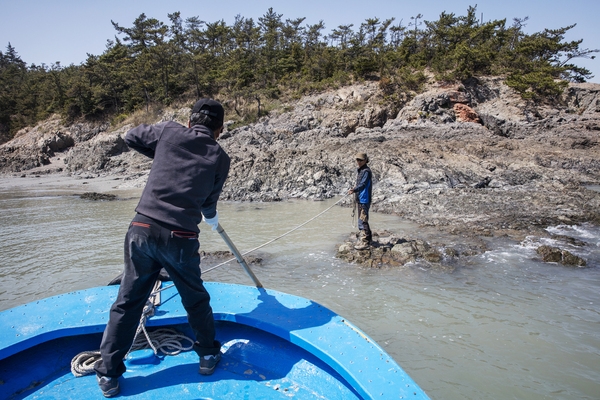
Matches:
[1,0,599,82]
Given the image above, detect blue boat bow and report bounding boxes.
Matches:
[0,282,429,399]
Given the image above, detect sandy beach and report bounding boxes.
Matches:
[0,171,143,197]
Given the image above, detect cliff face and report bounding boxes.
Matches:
[1,78,599,238]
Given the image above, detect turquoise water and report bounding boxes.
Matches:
[1,183,599,400]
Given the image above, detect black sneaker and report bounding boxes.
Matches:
[97,375,120,398]
[199,353,221,375]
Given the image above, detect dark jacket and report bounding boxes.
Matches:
[125,121,230,233]
[353,164,372,204]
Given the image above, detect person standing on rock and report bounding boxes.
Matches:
[348,152,373,250]
[93,99,231,397]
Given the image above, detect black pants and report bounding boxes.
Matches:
[94,214,220,378]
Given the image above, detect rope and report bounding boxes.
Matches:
[71,351,101,377]
[129,280,162,355]
[350,193,357,229]
[202,193,350,275]
[130,328,195,355]
[70,328,195,377]
[70,281,194,377]
[153,193,350,293]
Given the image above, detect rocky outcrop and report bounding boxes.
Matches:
[564,83,600,115]
[63,128,129,172]
[0,116,111,173]
[1,78,599,241]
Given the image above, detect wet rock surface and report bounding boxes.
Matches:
[199,250,264,269]
[79,192,118,201]
[536,245,587,267]
[336,230,486,270]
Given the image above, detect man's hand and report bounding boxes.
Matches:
[202,211,219,231]
[347,189,354,194]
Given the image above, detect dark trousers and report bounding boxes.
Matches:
[358,203,372,243]
[94,214,220,378]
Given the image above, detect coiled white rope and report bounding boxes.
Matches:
[71,350,102,377]
[70,327,194,377]
[70,282,194,377]
[129,327,195,355]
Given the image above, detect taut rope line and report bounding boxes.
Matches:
[154,192,350,294]
[202,192,350,275]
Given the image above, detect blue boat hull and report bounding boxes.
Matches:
[0,282,429,399]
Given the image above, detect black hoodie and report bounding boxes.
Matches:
[125,121,230,233]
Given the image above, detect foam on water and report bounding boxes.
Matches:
[547,223,600,244]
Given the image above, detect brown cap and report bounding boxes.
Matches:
[355,152,368,162]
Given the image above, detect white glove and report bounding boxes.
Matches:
[203,211,219,231]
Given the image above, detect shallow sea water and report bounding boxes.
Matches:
[1,185,599,399]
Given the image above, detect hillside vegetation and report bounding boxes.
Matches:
[1,5,597,142]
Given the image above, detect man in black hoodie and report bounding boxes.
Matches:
[94,99,230,397]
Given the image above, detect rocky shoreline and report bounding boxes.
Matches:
[1,77,599,266]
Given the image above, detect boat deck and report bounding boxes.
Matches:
[0,282,429,399]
